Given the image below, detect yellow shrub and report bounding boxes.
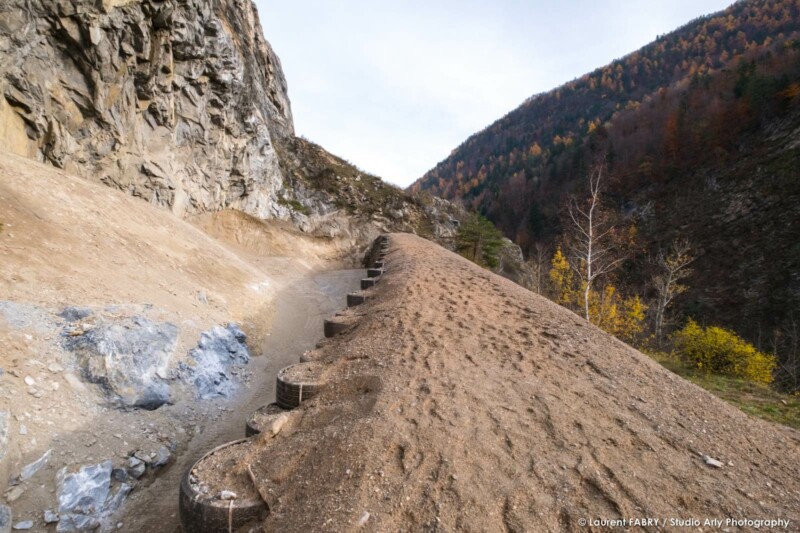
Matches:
[672,319,776,384]
[549,247,576,307]
[617,295,647,344]
[589,286,646,344]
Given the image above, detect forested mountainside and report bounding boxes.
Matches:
[412,0,800,384]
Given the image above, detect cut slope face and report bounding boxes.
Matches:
[0,0,293,218]
[247,234,800,532]
[0,150,274,324]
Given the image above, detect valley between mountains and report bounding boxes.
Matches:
[0,0,799,531]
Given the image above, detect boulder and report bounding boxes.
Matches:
[180,324,250,399]
[0,505,10,533]
[56,461,130,532]
[58,307,92,322]
[151,446,171,468]
[63,316,176,410]
[125,457,145,479]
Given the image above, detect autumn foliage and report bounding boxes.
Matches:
[414,0,800,389]
[549,246,647,344]
[672,320,777,384]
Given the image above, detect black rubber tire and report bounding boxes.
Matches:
[275,364,326,409]
[179,439,268,533]
[347,293,367,307]
[367,268,383,277]
[245,403,287,437]
[360,278,376,290]
[324,318,352,337]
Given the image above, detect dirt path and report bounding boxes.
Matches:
[122,267,363,532]
[241,233,800,532]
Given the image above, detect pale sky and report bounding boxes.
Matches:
[256,0,733,187]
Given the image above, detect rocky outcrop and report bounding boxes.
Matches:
[0,0,293,218]
[64,316,177,410]
[180,323,250,399]
[0,0,483,264]
[56,461,130,532]
[275,136,467,260]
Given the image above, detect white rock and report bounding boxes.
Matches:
[219,490,237,500]
[24,376,35,386]
[357,512,370,527]
[269,413,289,436]
[20,449,52,481]
[43,509,59,524]
[5,486,24,502]
[703,455,724,468]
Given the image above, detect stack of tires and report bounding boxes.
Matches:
[179,236,389,532]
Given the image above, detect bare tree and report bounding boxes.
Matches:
[567,164,624,321]
[650,238,694,345]
[776,313,799,391]
[521,243,549,295]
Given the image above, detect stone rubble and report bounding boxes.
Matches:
[56,460,131,533]
[18,449,51,482]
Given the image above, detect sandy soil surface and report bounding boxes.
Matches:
[0,152,363,531]
[243,233,800,532]
[123,268,363,533]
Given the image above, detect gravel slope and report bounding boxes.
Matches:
[0,151,354,531]
[246,233,800,532]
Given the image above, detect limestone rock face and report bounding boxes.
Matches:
[0,0,293,218]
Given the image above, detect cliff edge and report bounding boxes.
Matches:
[0,0,292,218]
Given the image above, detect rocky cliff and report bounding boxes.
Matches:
[274,136,464,247]
[0,0,293,218]
[0,0,472,256]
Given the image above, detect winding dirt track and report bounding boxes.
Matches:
[245,233,800,532]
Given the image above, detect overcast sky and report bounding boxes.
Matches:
[256,0,733,187]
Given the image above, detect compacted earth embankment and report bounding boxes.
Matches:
[226,233,799,532]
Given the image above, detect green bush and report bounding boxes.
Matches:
[672,319,776,384]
